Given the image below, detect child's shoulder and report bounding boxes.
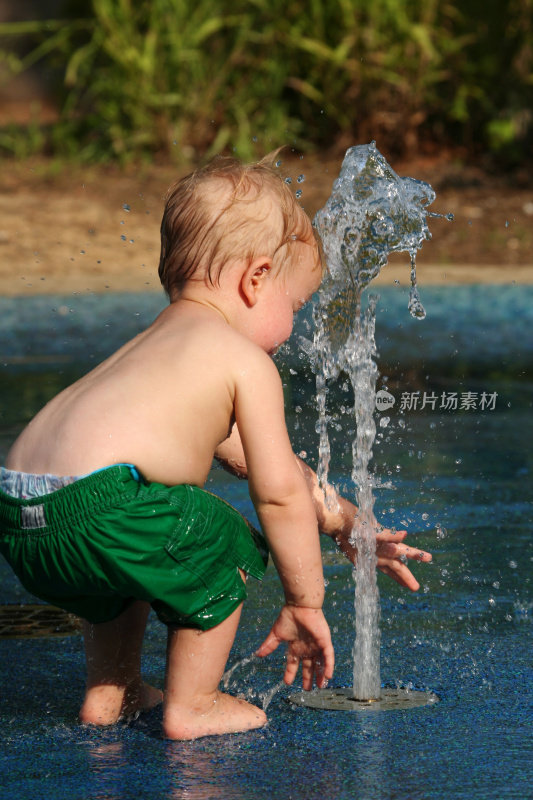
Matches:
[191,313,282,397]
[205,318,278,380]
[155,302,278,380]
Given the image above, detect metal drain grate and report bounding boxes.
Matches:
[0,604,82,639]
[288,687,439,711]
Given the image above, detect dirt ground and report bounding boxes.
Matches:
[1,152,532,296]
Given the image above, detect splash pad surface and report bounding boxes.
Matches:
[0,288,532,800]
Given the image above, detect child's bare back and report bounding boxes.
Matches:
[6,300,273,489]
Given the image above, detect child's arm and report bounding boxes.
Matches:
[215,424,432,591]
[295,458,432,591]
[234,353,325,609]
[233,350,334,686]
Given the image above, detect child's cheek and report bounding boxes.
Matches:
[281,313,295,344]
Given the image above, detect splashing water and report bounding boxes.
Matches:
[312,142,439,700]
[222,654,284,711]
[222,654,258,690]
[314,140,436,321]
[261,681,286,711]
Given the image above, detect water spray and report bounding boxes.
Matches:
[290,142,446,711]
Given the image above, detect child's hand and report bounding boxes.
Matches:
[334,527,432,591]
[376,528,432,590]
[255,605,334,690]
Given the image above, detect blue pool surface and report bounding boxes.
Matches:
[0,286,532,799]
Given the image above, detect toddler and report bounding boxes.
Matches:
[0,154,430,739]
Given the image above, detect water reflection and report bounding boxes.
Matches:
[164,735,357,800]
[164,741,250,800]
[352,715,390,799]
[88,740,128,799]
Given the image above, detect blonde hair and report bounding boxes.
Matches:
[158,151,315,298]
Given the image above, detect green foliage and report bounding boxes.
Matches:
[0,0,531,163]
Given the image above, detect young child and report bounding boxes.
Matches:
[0,154,431,740]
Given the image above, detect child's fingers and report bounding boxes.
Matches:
[376,529,408,542]
[402,544,432,561]
[379,560,420,591]
[283,655,300,686]
[285,655,323,690]
[378,541,432,562]
[322,642,335,682]
[284,641,334,689]
[255,629,282,658]
[300,657,315,690]
[374,534,432,591]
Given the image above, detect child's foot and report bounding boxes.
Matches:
[163,690,267,740]
[120,681,164,720]
[80,680,163,726]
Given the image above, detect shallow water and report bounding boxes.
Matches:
[0,288,532,799]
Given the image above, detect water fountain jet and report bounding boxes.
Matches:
[289,142,442,711]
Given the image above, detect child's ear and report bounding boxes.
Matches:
[240,257,273,307]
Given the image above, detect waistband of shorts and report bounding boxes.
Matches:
[0,464,145,531]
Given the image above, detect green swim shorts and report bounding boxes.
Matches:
[0,464,268,630]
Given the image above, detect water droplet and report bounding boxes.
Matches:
[297,174,305,183]
[122,203,131,212]
[285,177,292,184]
[295,189,302,199]
[408,253,426,318]
[379,416,390,428]
[408,287,426,319]
[121,234,127,241]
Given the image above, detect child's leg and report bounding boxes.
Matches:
[80,600,163,726]
[163,600,267,740]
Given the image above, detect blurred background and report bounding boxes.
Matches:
[1,0,532,294]
[0,0,531,166]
